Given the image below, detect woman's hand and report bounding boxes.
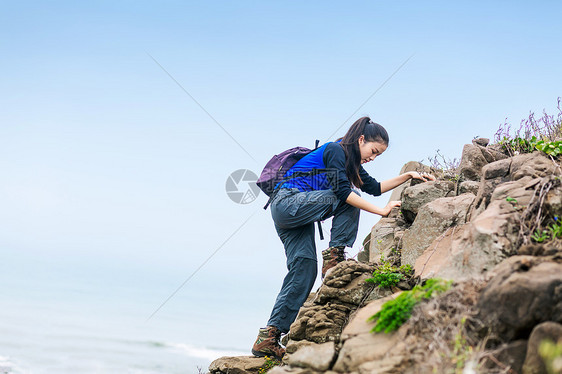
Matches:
[382,200,401,216]
[408,171,436,182]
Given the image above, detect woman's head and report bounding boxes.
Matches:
[337,117,389,187]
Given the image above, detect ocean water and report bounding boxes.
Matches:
[0,250,273,374]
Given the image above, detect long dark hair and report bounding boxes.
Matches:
[336,117,389,188]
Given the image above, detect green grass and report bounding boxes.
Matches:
[369,278,452,333]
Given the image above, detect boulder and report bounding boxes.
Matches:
[459,180,479,195]
[387,161,433,203]
[469,157,512,220]
[401,180,455,223]
[357,233,371,263]
[510,151,559,181]
[466,152,554,221]
[476,259,562,341]
[522,322,562,374]
[401,193,475,267]
[367,218,398,264]
[458,144,489,181]
[413,223,468,281]
[284,341,336,372]
[287,261,374,345]
[472,138,490,147]
[288,302,350,344]
[332,293,406,373]
[316,262,375,306]
[421,177,543,281]
[209,356,266,374]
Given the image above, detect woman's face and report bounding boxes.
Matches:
[358,135,387,164]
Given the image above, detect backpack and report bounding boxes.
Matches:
[257,140,329,240]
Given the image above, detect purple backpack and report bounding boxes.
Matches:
[257,140,322,208]
[257,146,313,197]
[257,140,328,240]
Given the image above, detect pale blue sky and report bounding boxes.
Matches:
[1,0,561,351]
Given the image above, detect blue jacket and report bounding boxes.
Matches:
[279,141,382,202]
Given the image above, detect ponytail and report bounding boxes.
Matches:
[336,117,389,188]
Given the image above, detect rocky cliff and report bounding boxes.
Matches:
[209,138,562,374]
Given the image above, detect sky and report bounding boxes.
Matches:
[1,0,561,351]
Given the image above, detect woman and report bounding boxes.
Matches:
[251,117,434,359]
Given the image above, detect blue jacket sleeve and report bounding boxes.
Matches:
[359,166,382,196]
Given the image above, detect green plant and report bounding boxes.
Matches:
[532,216,562,243]
[366,258,413,289]
[448,174,461,183]
[532,230,549,243]
[368,278,452,333]
[501,136,562,158]
[450,317,474,372]
[539,339,562,374]
[258,356,281,374]
[506,196,517,203]
[535,139,562,157]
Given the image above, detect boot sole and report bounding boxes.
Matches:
[251,349,283,361]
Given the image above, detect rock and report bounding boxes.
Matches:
[401,193,475,267]
[510,151,559,181]
[357,233,371,263]
[482,157,512,180]
[401,180,455,223]
[365,286,395,303]
[458,144,489,181]
[285,339,316,355]
[476,260,562,341]
[285,342,336,371]
[332,294,405,373]
[316,272,374,306]
[459,180,479,195]
[413,223,468,281]
[483,340,528,373]
[388,161,433,203]
[424,176,544,281]
[472,138,490,147]
[356,355,408,374]
[469,158,512,219]
[522,322,562,374]
[288,261,374,345]
[288,302,350,343]
[368,218,398,264]
[209,356,266,374]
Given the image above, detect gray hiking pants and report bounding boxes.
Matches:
[267,188,360,333]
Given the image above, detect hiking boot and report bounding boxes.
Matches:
[251,326,285,360]
[321,246,346,278]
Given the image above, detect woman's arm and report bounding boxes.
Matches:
[380,171,436,193]
[345,191,401,216]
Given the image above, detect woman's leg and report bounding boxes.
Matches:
[328,193,361,248]
[266,254,317,333]
[252,223,317,357]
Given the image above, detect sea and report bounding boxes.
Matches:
[0,248,275,374]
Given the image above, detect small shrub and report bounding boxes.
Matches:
[368,278,452,333]
[495,98,562,157]
[366,258,413,289]
[532,216,562,243]
[535,139,562,157]
[425,149,460,173]
[258,356,281,374]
